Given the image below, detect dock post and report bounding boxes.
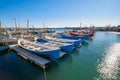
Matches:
[43,67,47,80]
[8,49,11,54]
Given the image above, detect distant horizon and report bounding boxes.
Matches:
[1,24,119,29]
[0,0,120,28]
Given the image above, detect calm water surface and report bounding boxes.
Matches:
[0,32,120,80]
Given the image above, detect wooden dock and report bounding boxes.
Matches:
[12,46,50,69]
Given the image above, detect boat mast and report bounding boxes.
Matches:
[27,19,29,33]
[43,22,46,34]
[32,25,35,37]
[0,21,3,40]
[14,18,17,32]
[90,24,92,27]
[80,22,82,31]
[0,21,2,32]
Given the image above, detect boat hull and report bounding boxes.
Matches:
[63,40,81,47]
[89,33,94,37]
[59,34,89,43]
[60,45,74,52]
[72,40,81,47]
[18,39,61,59]
[24,48,60,59]
[45,36,81,47]
[69,32,94,37]
[36,38,74,52]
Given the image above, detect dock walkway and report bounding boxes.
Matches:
[12,46,50,69]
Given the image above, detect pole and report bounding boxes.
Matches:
[43,67,47,80]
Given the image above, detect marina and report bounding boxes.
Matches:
[0,0,120,80]
[1,31,120,80]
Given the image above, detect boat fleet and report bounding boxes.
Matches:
[17,31,95,59]
[0,28,95,59]
[0,20,95,59]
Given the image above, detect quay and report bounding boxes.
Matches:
[12,45,50,69]
[0,37,34,43]
[0,39,18,43]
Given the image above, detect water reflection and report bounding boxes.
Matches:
[58,54,73,64]
[96,43,120,80]
[82,42,89,47]
[72,48,80,56]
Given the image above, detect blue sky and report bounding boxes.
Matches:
[0,0,120,28]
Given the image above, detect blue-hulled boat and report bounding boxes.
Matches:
[0,43,9,51]
[44,36,81,47]
[35,38,74,52]
[58,34,89,43]
[18,38,61,59]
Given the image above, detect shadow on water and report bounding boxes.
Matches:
[71,48,80,56]
[0,49,9,56]
[47,54,73,78]
[49,54,73,66]
[49,47,81,66]
[50,47,81,65]
[82,42,89,47]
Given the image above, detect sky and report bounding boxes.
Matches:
[0,0,120,28]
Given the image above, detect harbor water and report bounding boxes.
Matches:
[1,31,120,80]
